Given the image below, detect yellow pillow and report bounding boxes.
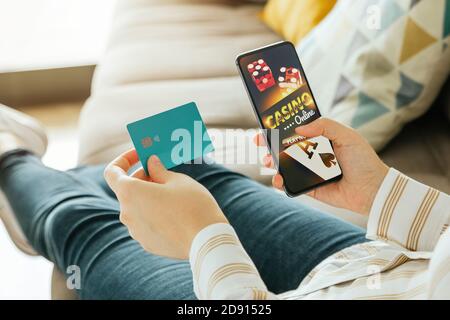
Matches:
[262,0,337,44]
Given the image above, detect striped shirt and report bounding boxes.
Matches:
[189,168,450,300]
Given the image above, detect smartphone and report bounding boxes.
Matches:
[236,41,342,197]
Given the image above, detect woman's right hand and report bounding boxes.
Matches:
[104,151,228,260]
[254,118,389,215]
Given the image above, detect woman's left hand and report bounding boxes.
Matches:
[104,149,228,260]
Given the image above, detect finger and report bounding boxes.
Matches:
[253,133,267,147]
[119,211,131,225]
[263,154,274,168]
[147,155,170,184]
[130,167,149,181]
[104,149,139,192]
[306,190,315,198]
[272,173,284,190]
[295,118,347,142]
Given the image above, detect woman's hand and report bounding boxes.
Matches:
[104,150,228,259]
[255,118,389,215]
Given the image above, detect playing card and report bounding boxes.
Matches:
[283,136,342,181]
[127,102,214,174]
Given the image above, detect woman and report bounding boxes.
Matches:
[0,104,449,299]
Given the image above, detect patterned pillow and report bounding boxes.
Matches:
[298,0,450,151]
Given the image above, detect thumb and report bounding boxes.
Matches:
[147,155,170,184]
[295,118,346,143]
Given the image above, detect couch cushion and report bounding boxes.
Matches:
[79,0,279,165]
[92,0,279,92]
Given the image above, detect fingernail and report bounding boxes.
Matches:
[150,155,160,164]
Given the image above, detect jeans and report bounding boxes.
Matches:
[0,150,368,299]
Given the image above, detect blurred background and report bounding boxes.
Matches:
[0,0,116,299]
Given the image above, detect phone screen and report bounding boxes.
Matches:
[236,41,342,196]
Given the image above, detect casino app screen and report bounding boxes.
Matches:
[237,42,342,195]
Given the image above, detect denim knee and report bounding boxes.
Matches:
[36,195,118,263]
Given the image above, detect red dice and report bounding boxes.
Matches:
[247,59,276,92]
[278,67,302,89]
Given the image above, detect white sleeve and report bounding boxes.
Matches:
[367,168,450,252]
[427,229,450,299]
[189,223,279,300]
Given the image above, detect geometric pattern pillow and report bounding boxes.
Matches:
[297,0,450,151]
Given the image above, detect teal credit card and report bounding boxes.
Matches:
[127,102,214,174]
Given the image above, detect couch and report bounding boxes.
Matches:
[5,0,450,299]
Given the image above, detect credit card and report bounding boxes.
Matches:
[127,102,214,174]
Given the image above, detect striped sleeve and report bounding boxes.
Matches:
[427,228,450,299]
[189,223,278,300]
[367,168,450,252]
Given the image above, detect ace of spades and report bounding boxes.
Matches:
[319,153,337,168]
[284,136,342,181]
